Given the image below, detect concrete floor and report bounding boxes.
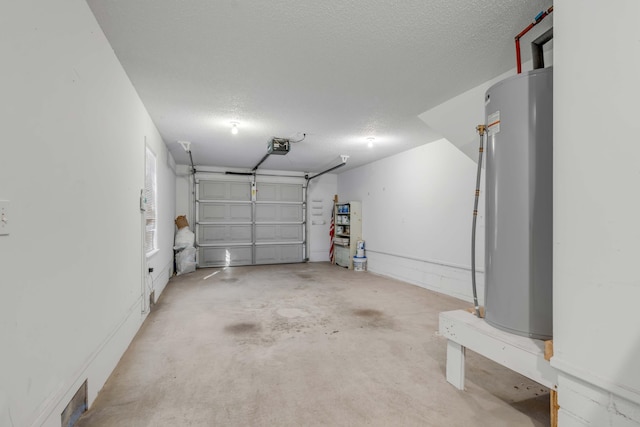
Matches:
[77,263,549,427]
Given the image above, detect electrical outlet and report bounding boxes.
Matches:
[0,200,9,236]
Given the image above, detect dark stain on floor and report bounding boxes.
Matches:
[224,322,260,334]
[221,278,239,283]
[296,273,315,280]
[353,309,395,329]
[353,309,384,317]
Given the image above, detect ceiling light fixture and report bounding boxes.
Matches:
[367,137,375,148]
[230,122,239,135]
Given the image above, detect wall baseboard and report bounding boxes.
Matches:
[552,357,640,409]
[308,251,330,262]
[556,370,640,426]
[366,251,484,304]
[31,297,147,427]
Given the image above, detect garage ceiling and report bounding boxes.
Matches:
[86,0,552,173]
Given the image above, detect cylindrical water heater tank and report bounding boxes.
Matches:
[484,67,553,340]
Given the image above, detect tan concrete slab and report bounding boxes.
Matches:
[77,263,549,427]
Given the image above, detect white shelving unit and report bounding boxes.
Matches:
[334,201,362,269]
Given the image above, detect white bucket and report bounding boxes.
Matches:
[353,256,367,272]
[355,248,365,258]
[356,240,365,250]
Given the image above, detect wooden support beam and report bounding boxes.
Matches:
[543,340,558,427]
[550,389,559,427]
[465,306,485,318]
[544,340,554,362]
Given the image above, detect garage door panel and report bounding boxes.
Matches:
[199,181,226,200]
[255,224,302,242]
[199,225,252,244]
[229,204,252,220]
[256,183,277,201]
[256,183,302,202]
[199,181,250,201]
[229,183,251,200]
[255,225,276,240]
[279,205,303,222]
[280,225,302,240]
[198,246,252,267]
[199,203,252,222]
[255,204,275,222]
[278,184,303,202]
[255,244,303,264]
[199,203,225,222]
[255,204,302,222]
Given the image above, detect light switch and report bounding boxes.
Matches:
[0,200,10,236]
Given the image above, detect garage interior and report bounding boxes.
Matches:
[1,1,639,427]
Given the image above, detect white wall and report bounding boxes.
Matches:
[419,69,515,161]
[553,1,640,425]
[338,139,485,302]
[419,55,553,163]
[0,2,175,426]
[307,174,338,262]
[175,164,193,226]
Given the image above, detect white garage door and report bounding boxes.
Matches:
[196,177,305,267]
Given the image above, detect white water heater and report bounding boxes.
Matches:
[484,67,553,340]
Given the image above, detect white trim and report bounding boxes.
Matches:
[366,251,484,304]
[145,248,160,259]
[144,145,158,255]
[194,165,308,177]
[30,297,146,427]
[366,248,484,273]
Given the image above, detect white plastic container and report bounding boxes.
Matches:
[353,256,367,272]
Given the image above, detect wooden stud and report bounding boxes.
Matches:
[550,389,559,427]
[544,341,558,426]
[465,306,485,318]
[544,340,554,362]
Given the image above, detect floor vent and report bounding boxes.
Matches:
[61,380,87,427]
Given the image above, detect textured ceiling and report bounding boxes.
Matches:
[86,0,552,173]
